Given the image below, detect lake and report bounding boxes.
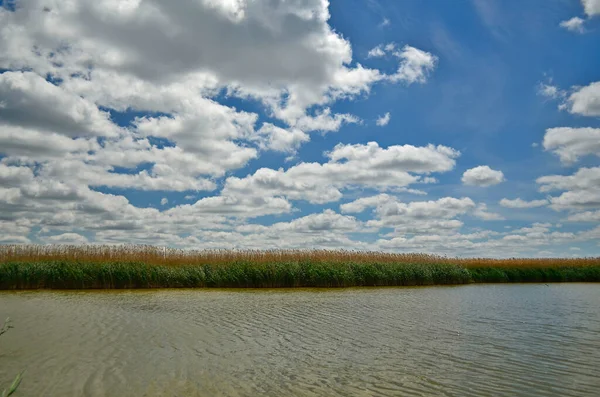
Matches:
[1,284,599,396]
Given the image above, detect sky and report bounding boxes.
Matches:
[0,0,599,257]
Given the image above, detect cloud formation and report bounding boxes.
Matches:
[0,0,598,257]
[376,112,391,126]
[499,198,548,209]
[462,166,505,187]
[543,127,600,164]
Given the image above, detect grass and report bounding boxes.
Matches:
[0,245,599,289]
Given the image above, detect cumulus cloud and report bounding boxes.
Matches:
[326,141,459,172]
[499,198,548,209]
[367,43,395,58]
[254,124,310,154]
[171,195,292,218]
[240,209,360,234]
[367,46,386,58]
[538,167,600,194]
[542,127,600,164]
[293,108,360,133]
[43,233,89,245]
[389,46,438,84]
[365,43,437,84]
[160,198,168,206]
[3,0,595,256]
[376,112,391,126]
[560,17,586,33]
[0,164,34,188]
[565,81,600,117]
[340,194,397,214]
[560,1,600,33]
[0,0,441,204]
[0,0,397,160]
[374,219,599,257]
[0,71,120,138]
[566,210,600,222]
[582,0,600,16]
[461,166,505,187]
[340,194,476,231]
[537,167,600,212]
[223,142,460,204]
[472,203,504,221]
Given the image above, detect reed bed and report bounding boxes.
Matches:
[0,245,599,289]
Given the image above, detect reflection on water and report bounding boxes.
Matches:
[1,284,599,396]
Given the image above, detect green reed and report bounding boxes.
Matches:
[0,260,474,289]
[1,260,598,289]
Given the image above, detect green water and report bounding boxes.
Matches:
[1,284,599,396]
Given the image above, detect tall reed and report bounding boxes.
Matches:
[0,245,598,289]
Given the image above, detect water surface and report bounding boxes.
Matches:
[1,284,599,396]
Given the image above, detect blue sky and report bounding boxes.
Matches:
[0,0,599,257]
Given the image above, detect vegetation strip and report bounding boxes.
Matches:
[1,245,598,289]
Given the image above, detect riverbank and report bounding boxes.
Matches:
[1,245,599,289]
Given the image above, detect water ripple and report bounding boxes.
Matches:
[0,285,599,396]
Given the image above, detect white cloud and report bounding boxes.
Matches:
[6,0,597,256]
[499,198,548,209]
[365,43,437,84]
[0,0,422,150]
[462,165,505,187]
[240,209,360,234]
[537,167,600,211]
[389,46,438,84]
[559,1,600,34]
[367,46,386,58]
[341,194,476,230]
[472,203,504,221]
[326,142,459,172]
[0,164,34,188]
[44,233,89,245]
[170,195,292,218]
[582,0,600,16]
[566,210,600,222]
[537,82,565,100]
[376,112,391,126]
[0,71,120,138]
[560,17,586,33]
[340,194,395,214]
[293,108,360,132]
[0,127,99,160]
[254,124,309,154]
[384,43,396,52]
[0,0,444,252]
[566,81,600,117]
[538,167,600,193]
[0,1,439,197]
[38,159,217,192]
[160,198,168,206]
[542,127,600,164]
[548,190,600,211]
[223,142,460,204]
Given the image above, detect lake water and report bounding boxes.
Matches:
[1,284,599,396]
